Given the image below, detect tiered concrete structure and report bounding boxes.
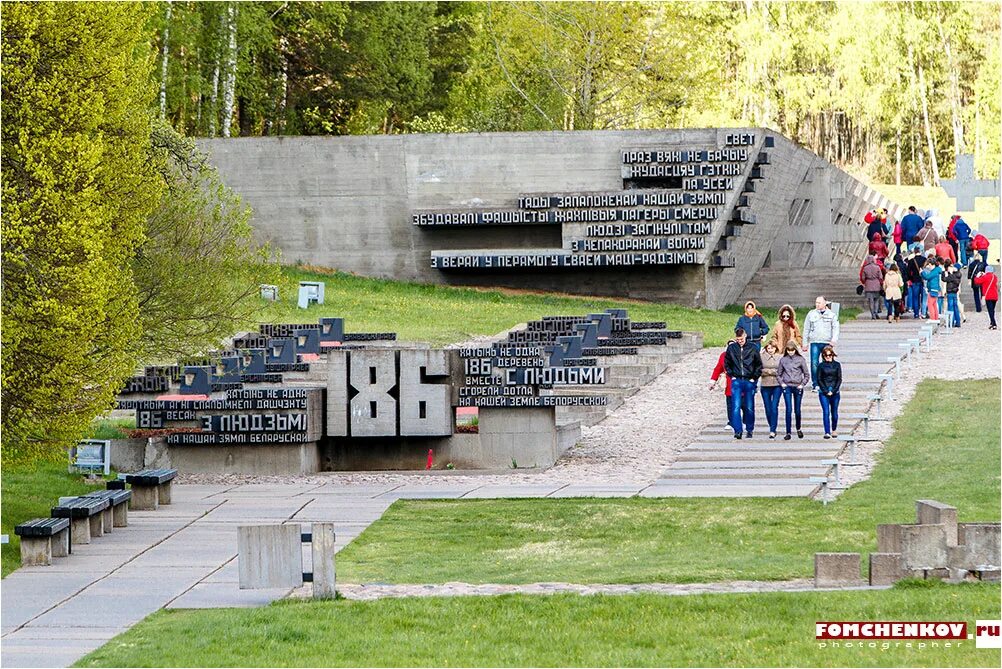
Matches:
[202,129,901,309]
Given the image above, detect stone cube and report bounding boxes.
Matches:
[877,523,904,553]
[900,524,948,570]
[916,500,958,546]
[237,524,303,589]
[869,552,905,586]
[815,552,863,587]
[950,523,1001,570]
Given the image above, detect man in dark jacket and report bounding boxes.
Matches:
[952,216,972,265]
[943,264,963,327]
[968,255,987,312]
[905,245,927,319]
[900,206,925,245]
[724,327,762,439]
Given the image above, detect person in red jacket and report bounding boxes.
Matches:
[934,238,956,264]
[973,268,998,329]
[710,347,734,428]
[868,232,889,261]
[972,233,990,263]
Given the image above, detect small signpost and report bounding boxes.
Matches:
[69,440,111,476]
[260,284,279,301]
[297,281,325,309]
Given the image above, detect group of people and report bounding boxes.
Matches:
[710,299,842,441]
[859,206,997,329]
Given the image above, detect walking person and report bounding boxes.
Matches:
[968,254,987,312]
[860,255,884,319]
[772,304,802,353]
[883,264,904,322]
[900,206,925,249]
[972,232,990,263]
[916,220,938,253]
[759,340,783,439]
[906,244,926,319]
[777,341,810,440]
[735,301,770,350]
[935,236,957,265]
[816,346,842,439]
[943,263,963,328]
[974,267,999,330]
[952,216,971,265]
[868,232,889,261]
[921,258,943,322]
[892,218,904,258]
[709,348,734,429]
[802,296,840,389]
[724,327,761,439]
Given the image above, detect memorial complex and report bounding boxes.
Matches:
[203,128,902,308]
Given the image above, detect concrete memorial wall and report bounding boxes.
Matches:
[202,128,902,309]
[115,312,679,474]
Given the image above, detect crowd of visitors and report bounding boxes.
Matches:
[710,298,842,441]
[856,205,996,329]
[708,204,995,441]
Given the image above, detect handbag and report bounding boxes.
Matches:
[855,285,864,295]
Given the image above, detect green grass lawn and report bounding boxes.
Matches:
[1,459,108,577]
[336,378,1000,585]
[254,266,856,348]
[76,581,999,668]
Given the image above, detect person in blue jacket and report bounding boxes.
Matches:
[735,300,770,350]
[951,215,972,265]
[900,206,925,247]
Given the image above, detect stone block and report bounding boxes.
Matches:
[311,522,337,599]
[20,537,52,567]
[69,518,90,546]
[238,524,303,589]
[976,569,1000,581]
[100,507,114,533]
[51,529,70,558]
[950,523,1001,570]
[398,350,452,437]
[924,568,950,580]
[877,524,904,553]
[814,552,863,587]
[88,514,104,539]
[868,552,904,586]
[130,485,159,511]
[916,500,958,546]
[348,350,397,437]
[900,524,948,570]
[112,503,128,528]
[158,481,172,505]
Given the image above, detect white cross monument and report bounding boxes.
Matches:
[940,153,1001,240]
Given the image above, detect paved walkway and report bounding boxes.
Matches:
[649,317,937,497]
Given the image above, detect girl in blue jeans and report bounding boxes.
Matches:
[816,345,842,439]
[758,340,783,439]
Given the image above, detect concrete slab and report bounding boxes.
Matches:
[459,485,568,498]
[640,484,817,497]
[547,485,645,497]
[165,582,293,609]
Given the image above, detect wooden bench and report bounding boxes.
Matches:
[14,518,70,566]
[51,496,110,546]
[125,468,178,510]
[82,489,132,531]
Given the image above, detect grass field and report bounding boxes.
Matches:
[1,460,107,577]
[335,378,1000,585]
[76,581,999,668]
[253,266,856,348]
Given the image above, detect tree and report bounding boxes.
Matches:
[1,2,162,461]
[135,123,280,360]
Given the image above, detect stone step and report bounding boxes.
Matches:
[650,476,822,486]
[676,453,837,462]
[660,468,827,479]
[641,483,818,497]
[670,459,831,469]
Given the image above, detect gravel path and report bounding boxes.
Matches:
[293,578,893,601]
[832,310,1001,492]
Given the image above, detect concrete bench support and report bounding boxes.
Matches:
[70,518,91,546]
[238,524,303,589]
[113,502,129,527]
[88,514,104,538]
[158,481,172,505]
[20,537,53,567]
[131,485,159,511]
[100,506,114,534]
[52,528,70,558]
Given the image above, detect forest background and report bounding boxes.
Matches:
[155,0,1000,183]
[2,0,999,462]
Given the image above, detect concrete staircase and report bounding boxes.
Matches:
[741,267,862,309]
[646,318,939,497]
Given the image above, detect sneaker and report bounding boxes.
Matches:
[831,431,838,438]
[797,430,804,439]
[734,433,742,440]
[769,432,776,439]
[745,432,753,439]
[784,433,792,441]
[823,433,831,439]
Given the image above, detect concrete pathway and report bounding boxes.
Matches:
[650,317,937,497]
